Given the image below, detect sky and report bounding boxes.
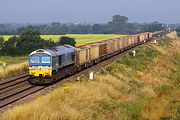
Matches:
[0,0,179,23]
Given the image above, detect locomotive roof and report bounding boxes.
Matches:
[29,45,76,56]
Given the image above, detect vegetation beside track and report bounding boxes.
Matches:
[177,32,180,37]
[0,56,27,65]
[0,56,28,80]
[1,37,180,120]
[0,62,28,80]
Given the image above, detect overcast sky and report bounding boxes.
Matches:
[0,0,179,23]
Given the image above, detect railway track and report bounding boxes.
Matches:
[0,73,46,109]
[0,33,169,110]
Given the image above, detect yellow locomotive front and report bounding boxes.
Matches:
[29,50,52,78]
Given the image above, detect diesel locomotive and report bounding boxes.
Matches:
[29,45,76,84]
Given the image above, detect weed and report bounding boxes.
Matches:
[100,100,116,111]
[155,85,174,93]
[177,32,180,37]
[157,37,173,46]
[118,102,141,120]
[117,46,159,71]
[137,93,151,101]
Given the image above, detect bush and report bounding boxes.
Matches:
[177,32,180,37]
[0,37,4,48]
[59,36,76,46]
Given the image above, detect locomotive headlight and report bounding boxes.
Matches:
[29,66,39,70]
[29,66,33,70]
[41,66,52,70]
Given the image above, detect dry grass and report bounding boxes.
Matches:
[0,62,28,80]
[1,75,135,120]
[141,89,180,120]
[1,37,180,120]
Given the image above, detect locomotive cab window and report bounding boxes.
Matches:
[30,56,40,64]
[41,56,51,64]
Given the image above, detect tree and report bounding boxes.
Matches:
[112,15,128,24]
[142,22,164,32]
[16,29,55,55]
[105,15,130,34]
[1,36,19,55]
[0,29,56,55]
[0,37,4,48]
[59,36,76,46]
[176,26,180,32]
[17,25,39,34]
[92,24,106,34]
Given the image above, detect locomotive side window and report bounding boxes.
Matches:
[58,55,62,66]
[66,53,69,60]
[86,49,88,59]
[71,52,75,61]
[52,57,56,67]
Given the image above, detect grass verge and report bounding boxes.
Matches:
[0,62,28,80]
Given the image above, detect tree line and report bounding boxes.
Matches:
[0,15,165,35]
[0,15,169,56]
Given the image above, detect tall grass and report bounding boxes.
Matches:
[0,56,27,65]
[0,62,28,80]
[0,74,137,120]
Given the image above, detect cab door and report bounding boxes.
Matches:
[52,56,58,72]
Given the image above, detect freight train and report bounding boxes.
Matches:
[28,30,170,85]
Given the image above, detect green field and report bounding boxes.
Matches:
[0,34,125,46]
[0,56,27,66]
